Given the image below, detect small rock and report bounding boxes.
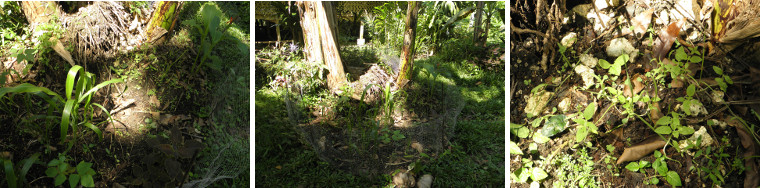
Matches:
[710,119,728,129]
[417,174,433,188]
[525,89,554,118]
[558,97,572,113]
[656,10,669,25]
[393,171,415,188]
[586,10,612,33]
[126,46,134,51]
[687,101,707,117]
[561,32,578,48]
[579,53,598,68]
[594,0,620,10]
[574,64,596,89]
[606,38,639,63]
[530,181,541,188]
[679,126,714,150]
[711,90,724,103]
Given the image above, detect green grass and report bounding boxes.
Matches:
[425,120,505,186]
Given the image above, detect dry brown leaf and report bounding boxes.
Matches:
[735,123,760,188]
[624,74,645,97]
[617,136,666,164]
[653,22,681,61]
[633,9,654,36]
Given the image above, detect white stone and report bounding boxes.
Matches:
[606,38,639,63]
[587,10,612,33]
[417,174,433,188]
[679,126,714,150]
[574,64,596,89]
[561,32,578,48]
[687,100,707,117]
[579,53,598,68]
[594,0,620,10]
[711,90,724,103]
[558,97,572,113]
[525,89,554,118]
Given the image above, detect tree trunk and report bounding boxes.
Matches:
[395,1,420,87]
[473,1,485,47]
[297,1,347,92]
[145,1,183,43]
[297,1,323,63]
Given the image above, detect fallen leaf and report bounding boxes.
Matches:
[632,9,654,36]
[733,119,760,188]
[276,165,282,170]
[653,22,681,61]
[624,74,646,97]
[617,136,666,164]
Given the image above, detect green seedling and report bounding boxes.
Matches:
[45,155,96,188]
[676,83,703,116]
[0,65,122,146]
[712,66,733,92]
[183,3,235,73]
[574,102,598,142]
[598,54,629,76]
[654,112,695,139]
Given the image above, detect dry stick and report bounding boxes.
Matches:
[590,1,607,31]
[510,22,546,38]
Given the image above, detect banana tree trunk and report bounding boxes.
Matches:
[395,1,420,87]
[297,1,347,92]
[145,1,183,43]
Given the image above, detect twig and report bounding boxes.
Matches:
[510,22,546,38]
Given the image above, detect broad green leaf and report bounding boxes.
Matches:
[514,167,530,183]
[75,162,92,174]
[584,102,597,120]
[675,47,687,61]
[514,126,530,138]
[69,174,80,188]
[656,116,672,125]
[686,84,695,97]
[682,100,692,116]
[54,174,66,186]
[625,162,640,172]
[689,56,703,63]
[655,126,672,135]
[541,115,567,137]
[610,64,622,75]
[588,121,599,134]
[666,171,682,186]
[678,126,695,135]
[80,174,94,187]
[45,167,58,177]
[654,159,668,176]
[615,54,629,66]
[713,66,723,75]
[599,59,611,69]
[531,168,548,181]
[576,125,589,142]
[533,132,551,144]
[509,141,523,155]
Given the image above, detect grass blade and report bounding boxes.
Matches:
[61,99,76,142]
[2,159,17,188]
[78,79,123,103]
[65,65,84,100]
[82,122,102,141]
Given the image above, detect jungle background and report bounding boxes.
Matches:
[255,1,505,187]
[511,0,760,187]
[0,1,249,187]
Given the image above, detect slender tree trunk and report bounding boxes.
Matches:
[473,1,485,47]
[395,1,420,87]
[297,1,347,92]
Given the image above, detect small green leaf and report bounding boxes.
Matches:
[666,171,682,186]
[509,141,523,155]
[650,177,659,184]
[599,59,611,69]
[514,167,530,183]
[584,102,597,120]
[533,132,551,144]
[723,75,733,84]
[610,64,622,75]
[531,168,549,181]
[625,162,641,172]
[542,115,567,137]
[686,84,695,97]
[606,144,615,152]
[515,126,530,138]
[655,126,672,135]
[713,66,723,75]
